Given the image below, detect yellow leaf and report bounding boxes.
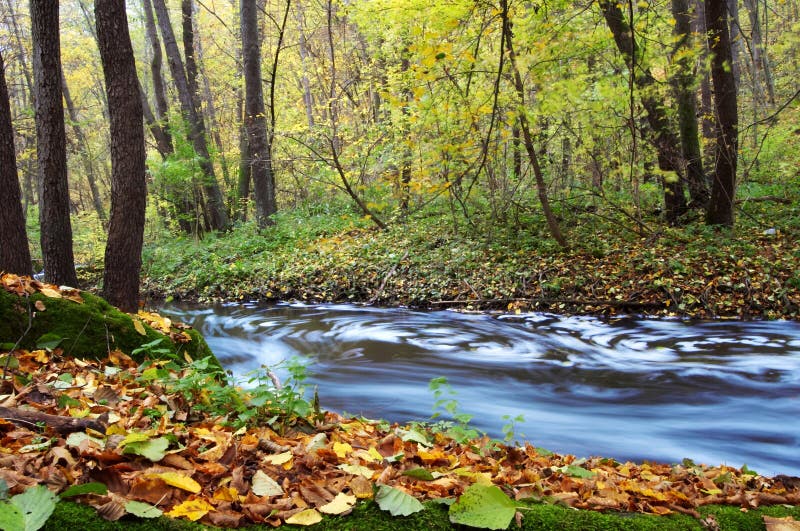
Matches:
[319,492,356,515]
[156,472,202,494]
[263,451,293,465]
[213,486,239,502]
[252,470,284,496]
[286,508,322,526]
[166,498,214,521]
[333,442,352,459]
[337,463,375,479]
[133,319,147,336]
[368,447,383,462]
[39,286,62,298]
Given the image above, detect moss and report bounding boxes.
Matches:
[42,500,800,531]
[0,289,216,366]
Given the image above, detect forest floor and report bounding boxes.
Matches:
[3,277,800,531]
[124,191,800,320]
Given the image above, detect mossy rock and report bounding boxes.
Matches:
[0,288,218,367]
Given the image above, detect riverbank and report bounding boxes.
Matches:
[131,201,800,320]
[3,278,800,530]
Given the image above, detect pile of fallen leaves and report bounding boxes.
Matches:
[1,349,799,529]
[0,273,84,304]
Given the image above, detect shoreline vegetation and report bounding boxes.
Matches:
[131,198,799,321]
[2,273,800,530]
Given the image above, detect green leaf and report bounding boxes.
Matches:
[402,468,435,481]
[556,464,595,478]
[374,485,423,516]
[36,334,63,351]
[122,437,170,462]
[125,501,163,519]
[395,427,431,447]
[741,464,758,476]
[60,483,107,498]
[2,485,58,531]
[449,483,517,530]
[0,502,24,531]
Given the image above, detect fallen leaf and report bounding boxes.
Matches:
[133,319,147,336]
[252,470,283,497]
[285,508,322,526]
[166,498,214,521]
[319,492,357,515]
[156,472,202,494]
[764,516,800,531]
[263,451,293,465]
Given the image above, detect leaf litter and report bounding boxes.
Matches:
[1,276,800,528]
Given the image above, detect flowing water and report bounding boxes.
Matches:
[162,303,800,476]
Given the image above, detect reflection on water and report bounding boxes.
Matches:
[163,302,800,476]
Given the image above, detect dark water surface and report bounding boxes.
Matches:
[162,303,800,476]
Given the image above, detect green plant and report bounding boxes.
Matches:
[428,377,480,443]
[145,356,312,434]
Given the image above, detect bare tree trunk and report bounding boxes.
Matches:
[705,0,739,226]
[742,0,776,104]
[598,0,687,223]
[241,0,277,227]
[726,0,742,92]
[671,0,708,207]
[4,0,36,215]
[142,0,172,133]
[96,0,147,312]
[0,50,33,276]
[152,0,230,231]
[294,0,315,130]
[30,0,78,286]
[502,0,567,248]
[61,72,107,224]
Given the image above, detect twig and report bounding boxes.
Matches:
[368,250,409,305]
[3,296,33,381]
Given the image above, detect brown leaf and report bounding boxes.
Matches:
[764,516,800,531]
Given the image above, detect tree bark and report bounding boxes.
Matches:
[30,0,78,286]
[598,0,687,223]
[152,0,230,231]
[96,0,147,313]
[241,0,277,227]
[671,0,708,207]
[705,0,739,226]
[0,50,33,276]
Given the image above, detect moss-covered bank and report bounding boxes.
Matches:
[0,286,215,364]
[44,499,800,530]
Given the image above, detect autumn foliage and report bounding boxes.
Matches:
[1,279,799,528]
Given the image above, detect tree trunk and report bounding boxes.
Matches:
[598,0,688,223]
[705,0,739,226]
[181,0,230,229]
[241,0,277,228]
[671,0,708,207]
[142,0,172,136]
[30,0,78,286]
[95,0,147,313]
[61,71,107,224]
[726,0,742,92]
[152,0,230,231]
[194,7,231,189]
[502,0,567,248]
[0,50,33,276]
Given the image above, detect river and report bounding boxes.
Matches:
[162,302,800,477]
